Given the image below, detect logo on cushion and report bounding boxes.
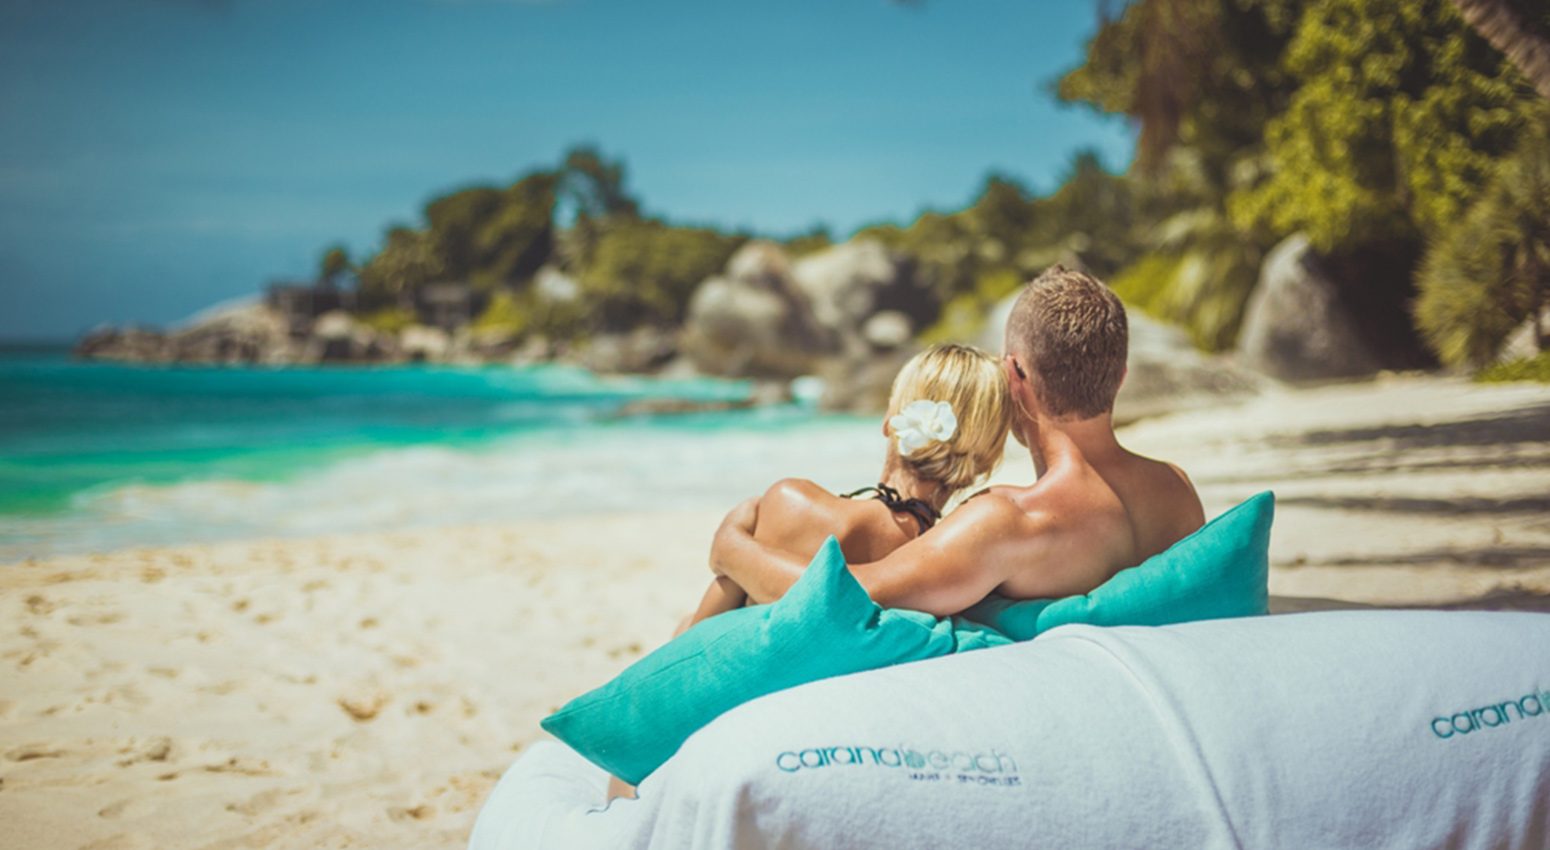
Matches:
[1431,689,1550,739]
[773,744,1022,786]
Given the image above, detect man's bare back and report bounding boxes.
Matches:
[979,449,1203,601]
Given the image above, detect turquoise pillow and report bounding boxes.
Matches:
[957,489,1274,637]
[540,536,1010,785]
[541,490,1272,785]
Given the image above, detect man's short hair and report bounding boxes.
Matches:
[1004,264,1128,419]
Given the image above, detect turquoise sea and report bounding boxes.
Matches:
[0,347,882,561]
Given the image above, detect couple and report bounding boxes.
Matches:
[694,264,1205,624]
[607,265,1206,799]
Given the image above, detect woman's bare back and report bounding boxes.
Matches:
[751,478,925,565]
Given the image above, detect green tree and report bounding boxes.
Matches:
[356,226,446,307]
[782,224,833,258]
[472,172,560,288]
[1030,150,1140,278]
[556,146,640,271]
[423,185,505,282]
[1058,0,1306,176]
[422,172,558,289]
[576,219,744,330]
[318,244,352,285]
[560,145,640,221]
[1228,0,1534,250]
[1415,114,1550,368]
[1056,2,1303,350]
[964,174,1035,260]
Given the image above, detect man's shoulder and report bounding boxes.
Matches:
[1118,455,1206,554]
[1137,456,1204,515]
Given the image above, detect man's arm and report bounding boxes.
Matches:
[711,494,1041,616]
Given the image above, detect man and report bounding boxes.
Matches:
[708,265,1205,617]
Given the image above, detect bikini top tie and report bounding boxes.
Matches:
[841,483,940,536]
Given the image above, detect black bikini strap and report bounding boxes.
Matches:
[842,483,940,535]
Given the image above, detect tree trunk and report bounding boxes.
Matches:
[1450,0,1550,101]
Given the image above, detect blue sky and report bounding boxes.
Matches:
[0,0,1134,341]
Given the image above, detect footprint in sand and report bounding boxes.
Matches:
[337,690,389,721]
[24,594,55,615]
[114,737,173,767]
[387,803,436,822]
[443,772,501,813]
[78,833,154,850]
[66,610,125,626]
[5,742,65,762]
[225,786,301,816]
[98,797,158,820]
[201,755,275,777]
[104,682,152,709]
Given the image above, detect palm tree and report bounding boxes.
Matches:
[1449,0,1550,100]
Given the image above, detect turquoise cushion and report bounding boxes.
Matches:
[541,490,1272,785]
[957,489,1274,637]
[540,536,1010,785]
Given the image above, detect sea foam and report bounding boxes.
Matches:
[0,416,886,561]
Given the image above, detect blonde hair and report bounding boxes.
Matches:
[885,343,1013,493]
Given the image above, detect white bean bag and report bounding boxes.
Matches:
[470,610,1550,850]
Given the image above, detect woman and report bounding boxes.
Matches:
[683,342,1013,628]
[607,343,1013,800]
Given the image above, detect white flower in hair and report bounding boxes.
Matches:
[889,399,958,457]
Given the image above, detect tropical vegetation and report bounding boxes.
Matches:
[315,0,1549,377]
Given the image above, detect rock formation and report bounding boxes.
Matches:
[679,241,832,378]
[1236,234,1383,382]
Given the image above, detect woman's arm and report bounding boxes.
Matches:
[704,479,850,605]
[708,497,809,603]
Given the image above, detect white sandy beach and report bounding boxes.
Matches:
[2,374,1548,850]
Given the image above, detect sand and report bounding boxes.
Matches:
[2,373,1547,850]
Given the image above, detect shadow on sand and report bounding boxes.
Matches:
[1276,494,1550,516]
[1272,401,1550,452]
[1271,587,1550,615]
[1279,546,1550,570]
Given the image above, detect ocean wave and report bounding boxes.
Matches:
[0,417,886,561]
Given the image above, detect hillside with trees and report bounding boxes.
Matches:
[79,0,1549,385]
